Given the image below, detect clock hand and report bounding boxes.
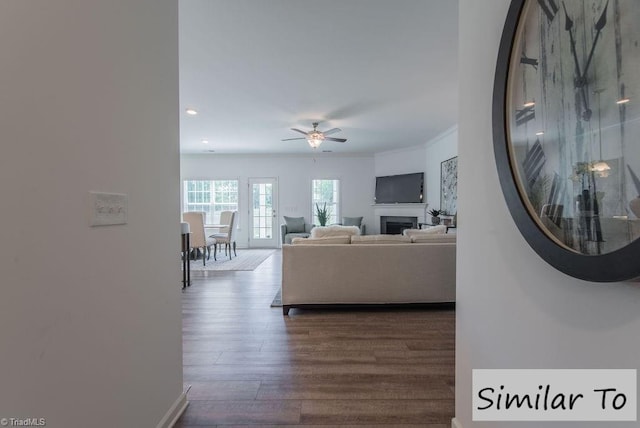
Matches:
[562,2,584,86]
[581,0,609,82]
[520,55,539,69]
[562,2,592,120]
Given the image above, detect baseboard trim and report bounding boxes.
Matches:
[283,301,455,316]
[451,417,462,428]
[156,390,189,428]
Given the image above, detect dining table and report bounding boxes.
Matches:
[205,224,227,236]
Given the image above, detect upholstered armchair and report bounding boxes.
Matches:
[340,216,366,235]
[281,216,314,244]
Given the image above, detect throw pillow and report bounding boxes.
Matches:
[342,216,363,227]
[283,216,305,233]
[421,225,447,234]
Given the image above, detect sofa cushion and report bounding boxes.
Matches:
[283,216,305,233]
[411,234,457,243]
[311,225,361,238]
[291,236,352,245]
[351,234,411,244]
[342,216,363,227]
[403,225,447,238]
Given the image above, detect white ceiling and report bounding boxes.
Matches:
[179,0,458,155]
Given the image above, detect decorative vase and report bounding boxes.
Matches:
[431,216,441,225]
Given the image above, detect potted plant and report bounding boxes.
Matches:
[315,202,331,226]
[428,208,442,225]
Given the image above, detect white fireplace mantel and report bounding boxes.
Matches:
[372,203,430,234]
[371,203,428,207]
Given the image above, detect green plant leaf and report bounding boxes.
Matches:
[315,202,331,226]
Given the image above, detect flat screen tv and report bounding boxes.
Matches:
[375,172,424,204]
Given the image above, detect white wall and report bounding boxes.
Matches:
[0,2,183,427]
[456,1,640,427]
[181,154,375,245]
[374,145,428,177]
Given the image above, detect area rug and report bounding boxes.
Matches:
[270,288,282,307]
[188,249,275,272]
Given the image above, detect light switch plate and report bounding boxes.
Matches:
[89,192,127,226]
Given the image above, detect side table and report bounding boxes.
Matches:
[181,222,191,289]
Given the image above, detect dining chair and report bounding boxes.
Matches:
[182,211,216,265]
[217,211,233,233]
[210,211,237,259]
[208,211,232,253]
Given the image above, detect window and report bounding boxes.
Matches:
[311,179,340,225]
[183,179,238,224]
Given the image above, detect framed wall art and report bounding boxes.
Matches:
[493,0,640,281]
[441,156,458,216]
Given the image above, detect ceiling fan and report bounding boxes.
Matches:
[281,122,347,149]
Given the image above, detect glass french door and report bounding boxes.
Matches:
[249,178,278,248]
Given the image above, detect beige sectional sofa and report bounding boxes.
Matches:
[281,231,456,315]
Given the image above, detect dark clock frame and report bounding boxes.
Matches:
[492,0,640,282]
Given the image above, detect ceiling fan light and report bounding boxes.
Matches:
[307,138,322,149]
[307,131,325,149]
[309,131,324,141]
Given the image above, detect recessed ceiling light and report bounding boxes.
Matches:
[201,139,209,144]
[185,108,198,115]
[617,98,631,105]
[523,101,535,108]
[536,131,544,136]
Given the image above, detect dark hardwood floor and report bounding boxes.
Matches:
[176,250,455,427]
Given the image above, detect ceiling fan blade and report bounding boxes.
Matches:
[325,137,347,143]
[290,128,309,136]
[322,128,341,136]
[281,137,306,141]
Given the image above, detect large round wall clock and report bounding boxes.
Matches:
[493,0,640,282]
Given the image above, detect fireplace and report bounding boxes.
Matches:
[380,216,418,235]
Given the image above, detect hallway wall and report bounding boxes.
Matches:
[0,1,183,427]
[455,1,640,427]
